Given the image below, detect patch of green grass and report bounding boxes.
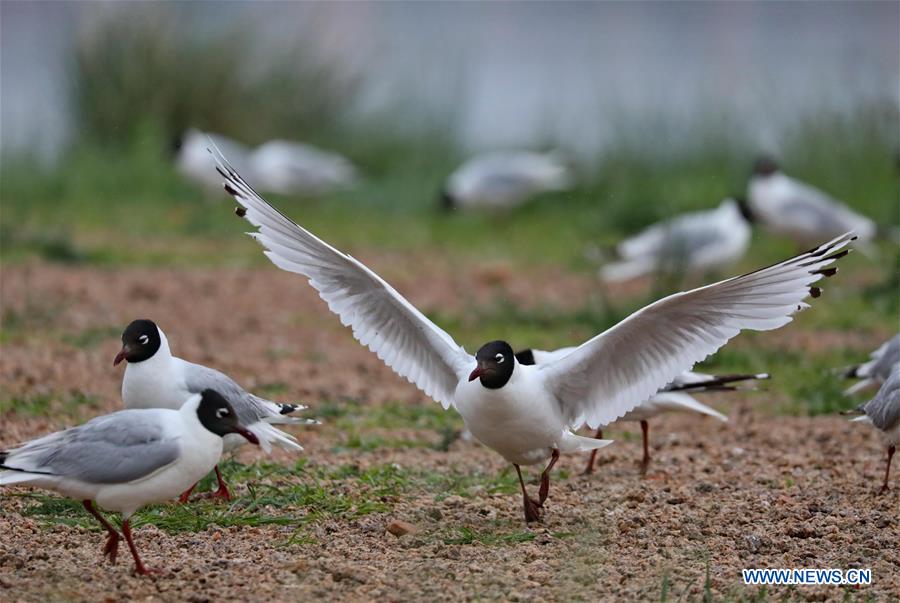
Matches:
[442,526,537,546]
[12,460,411,540]
[61,325,122,349]
[0,391,103,419]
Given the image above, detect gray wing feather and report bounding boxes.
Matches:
[863,367,900,432]
[180,361,274,426]
[3,410,180,484]
[870,335,900,382]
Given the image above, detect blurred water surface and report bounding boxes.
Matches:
[2,1,897,161]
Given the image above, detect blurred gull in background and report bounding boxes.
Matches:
[747,157,878,253]
[842,333,900,395]
[247,139,357,196]
[849,365,900,494]
[516,347,768,475]
[174,129,356,197]
[440,150,574,211]
[599,198,753,283]
[174,128,251,192]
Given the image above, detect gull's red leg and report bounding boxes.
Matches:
[640,420,651,476]
[514,464,542,523]
[82,500,120,564]
[879,444,895,495]
[211,465,232,501]
[178,482,198,504]
[582,428,603,475]
[538,449,560,505]
[122,519,162,576]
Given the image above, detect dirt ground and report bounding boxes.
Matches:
[0,261,897,602]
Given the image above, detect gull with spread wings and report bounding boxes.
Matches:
[212,148,854,523]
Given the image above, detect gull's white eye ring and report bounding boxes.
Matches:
[216,408,230,418]
[495,353,505,363]
[139,335,149,345]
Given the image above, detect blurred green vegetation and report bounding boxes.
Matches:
[0,5,897,422]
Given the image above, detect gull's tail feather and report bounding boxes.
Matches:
[666,373,770,393]
[599,257,656,283]
[246,421,304,454]
[844,378,878,396]
[649,392,729,422]
[253,397,319,426]
[560,433,614,454]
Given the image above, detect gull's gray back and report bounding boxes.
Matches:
[864,367,900,432]
[8,410,180,484]
[180,360,272,426]
[870,335,900,381]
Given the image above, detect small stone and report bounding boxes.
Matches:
[744,534,762,553]
[386,519,419,537]
[426,507,443,521]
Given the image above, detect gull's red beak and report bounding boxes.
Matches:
[468,366,486,382]
[113,347,128,367]
[236,426,260,446]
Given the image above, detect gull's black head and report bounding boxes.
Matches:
[439,186,457,211]
[469,340,515,389]
[752,156,779,177]
[114,319,161,366]
[734,196,755,223]
[196,389,259,445]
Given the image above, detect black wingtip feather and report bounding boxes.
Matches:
[813,267,838,277]
[235,207,246,217]
[515,350,536,365]
[279,403,300,415]
[224,183,239,197]
[809,286,822,298]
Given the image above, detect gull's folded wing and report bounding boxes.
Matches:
[213,148,473,409]
[540,233,855,429]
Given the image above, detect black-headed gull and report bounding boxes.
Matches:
[850,365,899,494]
[747,157,877,252]
[214,147,853,523]
[842,334,900,395]
[248,140,357,196]
[115,319,316,501]
[440,151,573,211]
[0,390,258,575]
[174,128,251,191]
[517,347,767,475]
[600,198,754,283]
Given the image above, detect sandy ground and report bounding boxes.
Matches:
[0,262,897,602]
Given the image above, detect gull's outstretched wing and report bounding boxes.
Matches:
[212,148,473,409]
[540,233,855,429]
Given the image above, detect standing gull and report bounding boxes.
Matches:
[0,390,259,575]
[248,140,357,196]
[440,151,573,211]
[517,348,767,474]
[842,333,900,395]
[747,157,877,252]
[174,128,251,192]
[850,365,900,494]
[600,198,753,283]
[115,319,316,501]
[214,147,853,523]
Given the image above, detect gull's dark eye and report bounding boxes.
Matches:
[495,353,505,363]
[216,408,230,419]
[139,335,149,345]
